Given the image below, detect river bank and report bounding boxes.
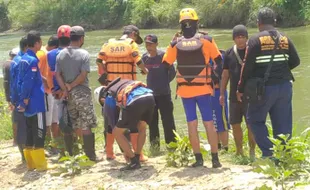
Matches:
[0,140,277,190]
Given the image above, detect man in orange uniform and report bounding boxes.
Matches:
[37,35,61,155]
[96,25,148,161]
[163,8,223,168]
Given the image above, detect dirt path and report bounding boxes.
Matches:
[0,141,280,190]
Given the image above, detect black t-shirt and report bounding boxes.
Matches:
[142,50,176,96]
[238,30,300,93]
[223,47,245,102]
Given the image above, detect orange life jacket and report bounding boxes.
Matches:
[108,79,147,107]
[175,34,212,87]
[102,38,137,82]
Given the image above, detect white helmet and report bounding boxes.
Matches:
[94,86,105,106]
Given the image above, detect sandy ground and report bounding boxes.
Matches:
[0,141,297,190]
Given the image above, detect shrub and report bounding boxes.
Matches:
[0,1,10,31]
[253,128,310,189]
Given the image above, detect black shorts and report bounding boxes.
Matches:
[25,112,46,148]
[229,101,248,125]
[117,95,155,131]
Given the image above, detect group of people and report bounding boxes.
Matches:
[2,6,300,172]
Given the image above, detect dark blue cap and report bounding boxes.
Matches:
[144,34,158,44]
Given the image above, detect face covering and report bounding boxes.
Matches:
[181,21,198,38]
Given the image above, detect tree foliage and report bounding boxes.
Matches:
[0,0,309,31]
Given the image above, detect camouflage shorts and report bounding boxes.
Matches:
[67,87,97,130]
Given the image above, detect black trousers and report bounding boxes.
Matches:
[25,112,46,148]
[149,94,176,147]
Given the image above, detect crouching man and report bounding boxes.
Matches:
[95,77,155,170]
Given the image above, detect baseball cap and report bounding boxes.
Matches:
[232,24,248,40]
[70,26,85,36]
[57,25,71,38]
[123,25,143,45]
[144,34,158,44]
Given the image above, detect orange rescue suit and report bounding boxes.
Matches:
[97,38,142,83]
[163,34,222,98]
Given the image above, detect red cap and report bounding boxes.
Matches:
[57,25,71,38]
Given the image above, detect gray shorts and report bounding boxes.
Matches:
[229,101,248,125]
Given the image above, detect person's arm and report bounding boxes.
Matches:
[168,64,176,82]
[18,60,37,110]
[131,43,148,74]
[287,38,300,70]
[66,71,87,91]
[207,37,223,79]
[96,44,107,76]
[137,60,148,75]
[55,56,68,97]
[220,70,229,105]
[37,51,49,90]
[162,41,177,68]
[219,51,230,105]
[55,71,67,91]
[65,53,90,91]
[237,37,260,101]
[41,76,49,90]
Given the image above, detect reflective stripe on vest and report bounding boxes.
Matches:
[255,54,289,64]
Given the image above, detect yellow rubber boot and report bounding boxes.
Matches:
[130,133,148,162]
[23,148,35,170]
[31,148,48,171]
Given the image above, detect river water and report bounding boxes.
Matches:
[0,27,309,131]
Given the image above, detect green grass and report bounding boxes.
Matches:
[0,90,13,141]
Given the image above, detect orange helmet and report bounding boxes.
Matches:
[57,25,71,38]
[179,8,199,23]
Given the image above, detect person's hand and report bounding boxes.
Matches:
[100,98,105,105]
[172,31,181,41]
[62,90,68,99]
[219,95,225,106]
[237,91,243,102]
[141,68,148,75]
[8,102,14,111]
[17,105,25,112]
[53,89,62,99]
[65,83,72,92]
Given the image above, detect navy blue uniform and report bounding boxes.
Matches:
[9,51,27,145]
[142,50,176,147]
[10,51,24,107]
[238,30,300,157]
[19,49,46,148]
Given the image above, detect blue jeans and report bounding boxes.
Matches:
[247,81,293,157]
